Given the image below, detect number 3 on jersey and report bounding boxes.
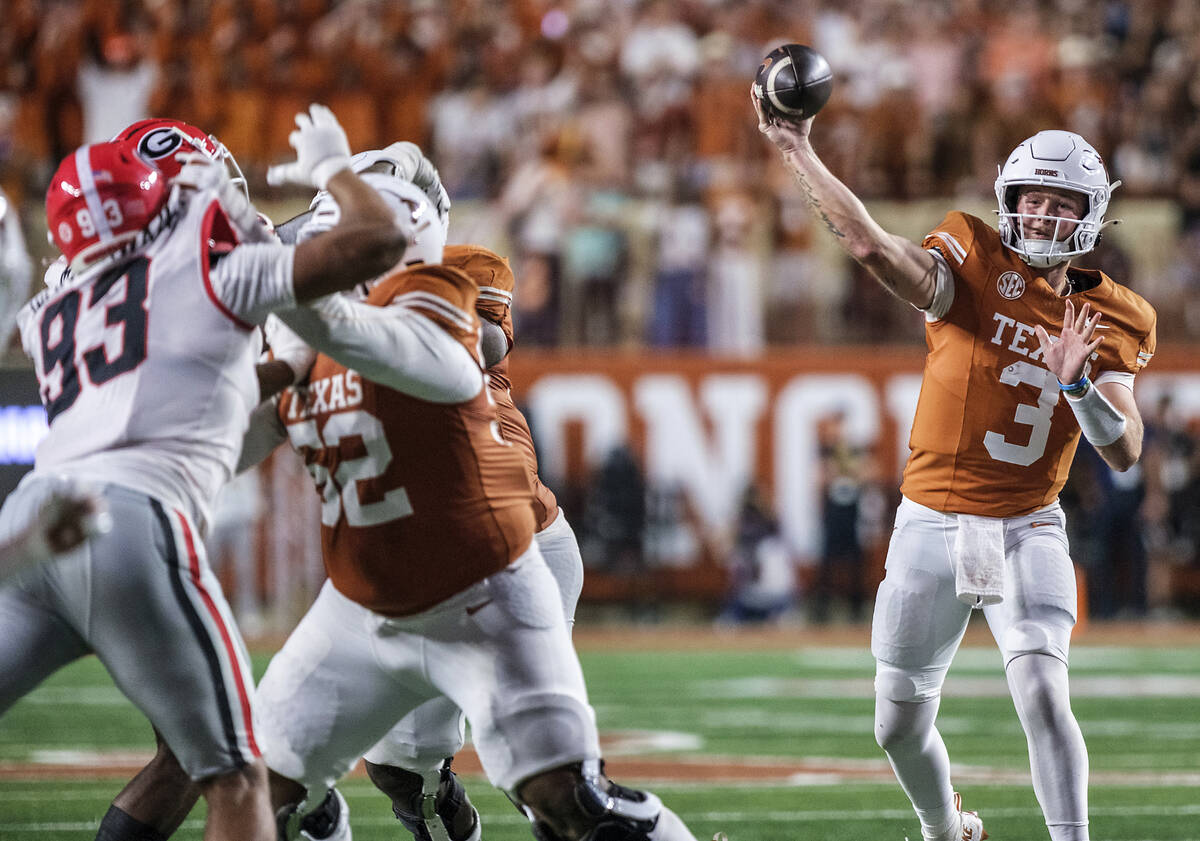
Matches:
[39,257,150,422]
[288,409,414,527]
[983,360,1060,467]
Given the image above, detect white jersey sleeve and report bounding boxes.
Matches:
[275,294,483,403]
[207,243,297,327]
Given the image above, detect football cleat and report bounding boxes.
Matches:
[394,765,480,841]
[300,788,352,841]
[949,792,986,841]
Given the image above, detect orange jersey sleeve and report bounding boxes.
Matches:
[443,244,517,390]
[902,211,1157,516]
[276,276,536,617]
[441,244,558,529]
[490,382,559,531]
[367,263,482,348]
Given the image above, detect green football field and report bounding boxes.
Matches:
[2,623,1199,841]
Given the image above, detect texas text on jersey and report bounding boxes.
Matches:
[904,210,1156,517]
[276,262,536,616]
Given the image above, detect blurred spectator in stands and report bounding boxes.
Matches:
[1111,73,1176,197]
[716,484,796,625]
[1078,441,1150,619]
[78,27,158,144]
[643,481,701,570]
[499,128,579,345]
[506,38,573,162]
[763,185,821,343]
[565,38,632,190]
[1141,395,1198,565]
[0,187,31,349]
[2,0,1200,348]
[1175,419,1200,576]
[1177,117,1200,232]
[1162,225,1200,338]
[707,191,764,354]
[563,189,630,345]
[691,10,763,174]
[810,412,874,624]
[206,469,264,635]
[620,0,699,165]
[584,445,646,574]
[430,62,510,199]
[645,171,709,347]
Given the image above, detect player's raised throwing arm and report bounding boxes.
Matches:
[752,92,940,310]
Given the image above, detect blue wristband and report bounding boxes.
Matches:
[1058,375,1089,395]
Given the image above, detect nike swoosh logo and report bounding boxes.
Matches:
[465,599,493,615]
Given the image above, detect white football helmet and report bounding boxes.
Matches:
[350,142,451,231]
[994,130,1119,268]
[298,172,445,268]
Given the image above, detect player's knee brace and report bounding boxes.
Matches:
[367,758,480,841]
[526,760,694,841]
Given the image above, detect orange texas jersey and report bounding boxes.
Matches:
[276,263,536,617]
[444,245,516,388]
[903,211,1156,517]
[443,244,560,531]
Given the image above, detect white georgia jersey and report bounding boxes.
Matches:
[18,189,296,528]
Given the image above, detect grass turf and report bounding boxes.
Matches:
[2,627,1199,840]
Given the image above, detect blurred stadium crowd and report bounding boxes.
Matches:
[4,0,1200,350]
[4,0,1200,621]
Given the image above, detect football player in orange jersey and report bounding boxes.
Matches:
[755,90,1155,841]
[256,174,698,841]
[321,243,587,841]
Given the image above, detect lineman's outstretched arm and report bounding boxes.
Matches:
[275,296,483,403]
[753,92,939,309]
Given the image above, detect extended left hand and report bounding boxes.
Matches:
[1034,299,1104,385]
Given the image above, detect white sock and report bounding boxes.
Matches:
[875,693,956,840]
[1006,653,1089,841]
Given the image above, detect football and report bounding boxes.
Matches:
[754,44,833,120]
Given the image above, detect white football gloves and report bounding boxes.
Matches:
[263,313,317,385]
[267,104,353,191]
[176,152,275,243]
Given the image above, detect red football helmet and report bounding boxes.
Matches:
[112,118,246,196]
[46,141,171,274]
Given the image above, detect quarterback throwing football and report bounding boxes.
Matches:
[755,81,1155,841]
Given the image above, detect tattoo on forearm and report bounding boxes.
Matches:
[793,171,845,239]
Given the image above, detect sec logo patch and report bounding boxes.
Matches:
[997,271,1025,300]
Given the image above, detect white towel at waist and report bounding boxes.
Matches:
[952,514,1005,607]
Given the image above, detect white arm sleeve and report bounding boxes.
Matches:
[208,243,297,326]
[917,249,956,321]
[275,295,484,404]
[236,398,288,474]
